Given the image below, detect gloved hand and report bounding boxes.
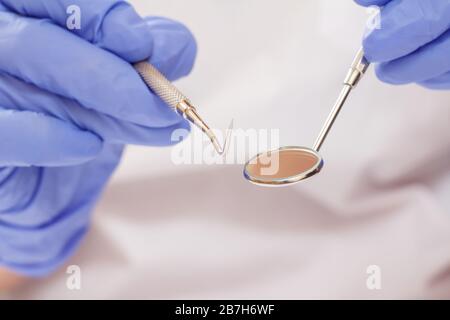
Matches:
[0,0,196,277]
[355,0,450,90]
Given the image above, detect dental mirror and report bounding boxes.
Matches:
[244,146,323,186]
[244,48,370,187]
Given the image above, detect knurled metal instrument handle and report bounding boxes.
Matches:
[134,61,189,111]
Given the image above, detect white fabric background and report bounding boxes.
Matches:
[9,0,450,299]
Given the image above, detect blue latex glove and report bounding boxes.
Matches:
[355,0,450,90]
[0,0,196,276]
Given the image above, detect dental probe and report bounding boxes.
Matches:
[134,61,232,155]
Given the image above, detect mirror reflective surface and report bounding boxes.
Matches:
[244,147,323,186]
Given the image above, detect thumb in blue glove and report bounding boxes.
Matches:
[355,0,450,90]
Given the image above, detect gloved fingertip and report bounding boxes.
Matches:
[67,129,105,163]
[38,120,104,166]
[418,82,450,90]
[97,3,154,62]
[354,0,391,7]
[362,32,384,63]
[375,63,407,85]
[418,72,450,90]
[363,29,401,63]
[354,0,370,6]
[0,110,104,166]
[144,16,198,81]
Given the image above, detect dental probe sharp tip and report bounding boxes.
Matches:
[223,118,234,154]
[204,118,234,156]
[183,107,233,156]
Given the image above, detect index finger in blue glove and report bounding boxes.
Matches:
[362,0,450,63]
[0,0,152,62]
[0,12,196,128]
[0,109,103,167]
[0,71,191,146]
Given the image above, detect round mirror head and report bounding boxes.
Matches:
[244,146,323,186]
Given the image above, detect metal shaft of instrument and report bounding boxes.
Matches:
[312,47,370,152]
[313,84,352,152]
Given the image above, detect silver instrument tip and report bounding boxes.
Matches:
[207,118,234,156]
